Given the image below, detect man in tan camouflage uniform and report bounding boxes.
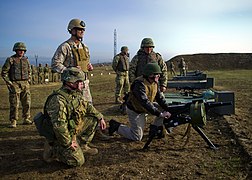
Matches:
[51,18,93,103]
[43,63,50,84]
[178,57,186,76]
[31,64,37,84]
[112,46,130,104]
[1,42,33,128]
[37,63,44,84]
[40,67,106,167]
[129,38,168,93]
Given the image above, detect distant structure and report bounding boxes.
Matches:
[114,29,117,57]
[35,55,38,67]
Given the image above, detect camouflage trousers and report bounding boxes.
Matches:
[115,71,130,98]
[8,81,31,122]
[38,73,43,84]
[51,116,98,167]
[83,79,92,103]
[44,72,49,83]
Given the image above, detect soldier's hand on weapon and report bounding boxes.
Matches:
[159,111,171,119]
[160,86,167,92]
[76,66,82,70]
[99,118,107,130]
[87,63,93,71]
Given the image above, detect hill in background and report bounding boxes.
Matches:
[167,53,252,71]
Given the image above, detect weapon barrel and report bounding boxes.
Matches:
[205,101,232,111]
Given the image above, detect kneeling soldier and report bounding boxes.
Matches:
[35,67,106,167]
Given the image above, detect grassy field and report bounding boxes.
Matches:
[0,66,251,179]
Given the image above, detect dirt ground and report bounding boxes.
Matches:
[0,67,251,180]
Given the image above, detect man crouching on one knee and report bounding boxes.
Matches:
[41,67,106,167]
[109,62,171,141]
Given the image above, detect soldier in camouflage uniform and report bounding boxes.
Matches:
[43,63,50,84]
[112,46,130,104]
[129,38,168,92]
[1,42,33,128]
[37,63,44,84]
[42,67,106,167]
[178,57,186,76]
[51,18,93,103]
[31,64,37,84]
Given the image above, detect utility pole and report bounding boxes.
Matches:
[114,29,117,57]
[35,55,38,67]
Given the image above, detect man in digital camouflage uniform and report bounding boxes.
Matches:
[51,18,110,140]
[129,38,168,93]
[51,18,93,103]
[41,67,106,167]
[109,62,171,141]
[1,42,33,128]
[112,46,130,104]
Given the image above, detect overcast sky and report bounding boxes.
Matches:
[0,0,252,63]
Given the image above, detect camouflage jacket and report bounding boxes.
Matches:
[45,86,103,147]
[112,53,129,73]
[51,38,90,73]
[129,49,168,87]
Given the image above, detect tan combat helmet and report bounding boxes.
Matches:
[67,19,86,33]
[141,38,155,48]
[13,42,27,52]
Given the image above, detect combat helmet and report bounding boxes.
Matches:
[143,62,161,77]
[13,42,27,52]
[121,46,128,52]
[67,18,86,32]
[141,38,155,48]
[61,67,85,83]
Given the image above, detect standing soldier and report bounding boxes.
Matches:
[112,46,130,104]
[178,57,186,76]
[51,18,93,103]
[31,64,37,84]
[51,69,58,82]
[129,38,168,93]
[169,61,176,76]
[51,18,109,140]
[1,42,33,128]
[37,63,44,84]
[44,63,50,84]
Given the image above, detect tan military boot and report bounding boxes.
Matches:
[23,119,33,125]
[9,120,17,128]
[82,144,98,155]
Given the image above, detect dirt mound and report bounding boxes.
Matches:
[167,53,252,71]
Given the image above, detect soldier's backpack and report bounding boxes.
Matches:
[34,90,75,141]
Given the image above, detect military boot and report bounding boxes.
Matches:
[115,97,123,104]
[82,144,98,155]
[43,141,54,163]
[23,119,33,125]
[9,120,17,128]
[108,119,121,136]
[95,129,111,141]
